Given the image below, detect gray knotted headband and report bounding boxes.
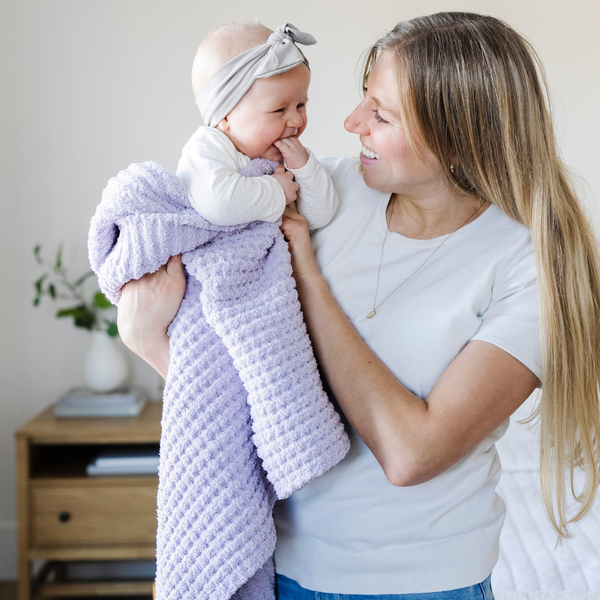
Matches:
[196,23,316,128]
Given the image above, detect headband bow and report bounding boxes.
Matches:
[196,23,316,127]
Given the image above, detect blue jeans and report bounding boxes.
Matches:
[276,574,494,600]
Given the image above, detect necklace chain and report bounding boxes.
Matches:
[367,197,484,319]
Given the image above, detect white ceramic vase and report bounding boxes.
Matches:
[85,330,129,392]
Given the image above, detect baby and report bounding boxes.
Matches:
[176,22,339,228]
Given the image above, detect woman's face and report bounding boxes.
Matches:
[344,51,444,196]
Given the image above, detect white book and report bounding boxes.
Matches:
[87,448,159,476]
[57,388,145,406]
[94,449,159,469]
[54,395,147,418]
[87,463,159,476]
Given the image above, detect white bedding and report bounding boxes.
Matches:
[493,405,600,594]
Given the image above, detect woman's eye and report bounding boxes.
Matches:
[362,86,368,97]
[373,109,388,124]
[297,103,306,109]
[274,108,285,113]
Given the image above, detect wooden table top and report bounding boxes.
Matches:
[15,401,162,444]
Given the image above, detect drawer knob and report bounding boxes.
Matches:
[58,511,71,523]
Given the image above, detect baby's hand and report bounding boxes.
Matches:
[273,137,310,170]
[271,164,299,205]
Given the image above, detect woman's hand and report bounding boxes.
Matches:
[280,203,321,284]
[117,255,186,379]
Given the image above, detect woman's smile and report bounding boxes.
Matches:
[361,143,381,161]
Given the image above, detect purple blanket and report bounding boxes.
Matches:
[88,161,349,600]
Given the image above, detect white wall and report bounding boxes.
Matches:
[1,0,598,578]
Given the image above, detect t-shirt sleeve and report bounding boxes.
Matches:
[470,236,542,382]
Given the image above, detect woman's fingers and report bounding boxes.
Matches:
[117,255,186,377]
[165,253,184,277]
[159,255,187,325]
[281,205,308,240]
[280,208,321,282]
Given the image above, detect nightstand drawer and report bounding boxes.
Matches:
[31,481,158,547]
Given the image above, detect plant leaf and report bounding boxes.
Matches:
[55,244,63,269]
[33,297,40,307]
[56,306,82,318]
[34,274,48,294]
[34,245,43,264]
[93,291,112,309]
[56,305,95,330]
[105,321,119,338]
[49,284,56,299]
[74,311,96,330]
[74,271,95,287]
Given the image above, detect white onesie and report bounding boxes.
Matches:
[176,126,339,229]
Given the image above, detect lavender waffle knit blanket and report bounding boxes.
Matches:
[88,161,350,600]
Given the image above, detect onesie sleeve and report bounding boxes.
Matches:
[176,127,286,226]
[287,149,340,230]
[470,236,542,382]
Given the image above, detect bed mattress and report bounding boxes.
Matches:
[493,412,600,594]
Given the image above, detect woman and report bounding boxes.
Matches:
[118,12,600,598]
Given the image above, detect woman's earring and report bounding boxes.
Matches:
[450,164,454,173]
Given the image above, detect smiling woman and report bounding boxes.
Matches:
[354,12,600,538]
[116,10,600,600]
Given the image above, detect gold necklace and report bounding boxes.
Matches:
[367,197,484,319]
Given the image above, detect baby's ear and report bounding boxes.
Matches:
[216,118,230,132]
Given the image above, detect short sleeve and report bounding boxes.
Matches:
[470,237,542,381]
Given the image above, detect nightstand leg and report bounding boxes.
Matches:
[15,436,31,600]
[17,557,31,600]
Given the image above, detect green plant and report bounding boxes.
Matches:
[33,244,118,337]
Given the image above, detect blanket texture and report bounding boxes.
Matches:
[88,161,350,600]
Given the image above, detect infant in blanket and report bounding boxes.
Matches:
[176,21,339,228]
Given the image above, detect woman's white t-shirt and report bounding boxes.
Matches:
[273,157,541,594]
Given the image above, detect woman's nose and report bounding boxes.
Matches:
[344,103,367,135]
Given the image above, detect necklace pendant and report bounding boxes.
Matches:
[367,310,376,319]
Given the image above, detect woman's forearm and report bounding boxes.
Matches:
[295,273,429,484]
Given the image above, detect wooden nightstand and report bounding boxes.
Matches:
[15,401,162,600]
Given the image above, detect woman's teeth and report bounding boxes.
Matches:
[361,144,380,160]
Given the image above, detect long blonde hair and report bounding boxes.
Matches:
[363,12,600,538]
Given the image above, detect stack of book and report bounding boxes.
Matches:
[87,448,160,476]
[54,388,147,418]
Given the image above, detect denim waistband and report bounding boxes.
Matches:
[275,573,494,600]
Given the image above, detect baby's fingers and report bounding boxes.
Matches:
[273,139,288,152]
[275,137,297,150]
[275,137,309,169]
